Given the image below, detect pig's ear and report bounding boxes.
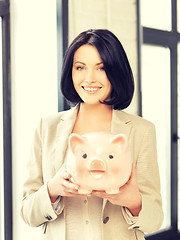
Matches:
[69,133,86,154]
[110,134,127,152]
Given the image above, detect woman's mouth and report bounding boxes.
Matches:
[82,86,101,93]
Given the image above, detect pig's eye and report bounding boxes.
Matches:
[109,154,114,159]
[82,153,87,159]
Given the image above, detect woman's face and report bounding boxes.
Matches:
[72,44,112,105]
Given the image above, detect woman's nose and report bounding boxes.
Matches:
[85,70,96,84]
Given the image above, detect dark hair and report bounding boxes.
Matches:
[61,29,134,110]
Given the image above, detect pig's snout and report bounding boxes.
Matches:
[88,159,106,171]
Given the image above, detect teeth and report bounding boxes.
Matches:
[84,87,99,91]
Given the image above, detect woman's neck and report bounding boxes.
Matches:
[72,103,113,134]
[79,102,113,119]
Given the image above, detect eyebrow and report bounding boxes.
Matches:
[96,62,103,66]
[74,61,103,66]
[73,61,86,65]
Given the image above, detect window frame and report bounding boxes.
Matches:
[0,0,12,240]
[57,0,69,112]
[137,0,180,239]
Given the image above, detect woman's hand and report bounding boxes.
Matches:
[47,163,86,203]
[92,163,142,216]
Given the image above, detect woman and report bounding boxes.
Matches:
[21,29,163,240]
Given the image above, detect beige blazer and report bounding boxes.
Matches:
[21,105,163,240]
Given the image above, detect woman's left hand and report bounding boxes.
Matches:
[92,163,142,216]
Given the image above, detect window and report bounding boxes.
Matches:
[177,0,180,32]
[139,0,180,239]
[141,0,171,31]
[141,45,171,229]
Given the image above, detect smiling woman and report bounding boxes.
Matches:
[21,29,163,240]
[61,29,134,110]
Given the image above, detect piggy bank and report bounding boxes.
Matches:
[66,132,132,194]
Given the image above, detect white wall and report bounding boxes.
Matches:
[10,1,58,239]
[69,0,138,115]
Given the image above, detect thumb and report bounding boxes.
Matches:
[129,163,136,181]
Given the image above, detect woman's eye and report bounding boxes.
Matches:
[76,66,84,71]
[98,67,105,71]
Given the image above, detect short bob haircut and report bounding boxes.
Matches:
[61,29,134,110]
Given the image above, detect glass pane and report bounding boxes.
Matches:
[0,18,4,240]
[178,0,180,32]
[178,43,180,231]
[141,0,171,31]
[141,45,171,230]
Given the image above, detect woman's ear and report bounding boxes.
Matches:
[69,133,86,154]
[110,134,127,152]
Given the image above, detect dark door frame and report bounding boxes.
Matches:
[0,0,12,240]
[57,0,69,112]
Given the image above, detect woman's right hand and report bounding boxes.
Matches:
[47,163,83,203]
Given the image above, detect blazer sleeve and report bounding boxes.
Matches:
[128,122,163,233]
[21,118,63,227]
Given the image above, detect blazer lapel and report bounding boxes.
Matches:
[111,109,132,136]
[54,106,79,172]
[103,109,132,211]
